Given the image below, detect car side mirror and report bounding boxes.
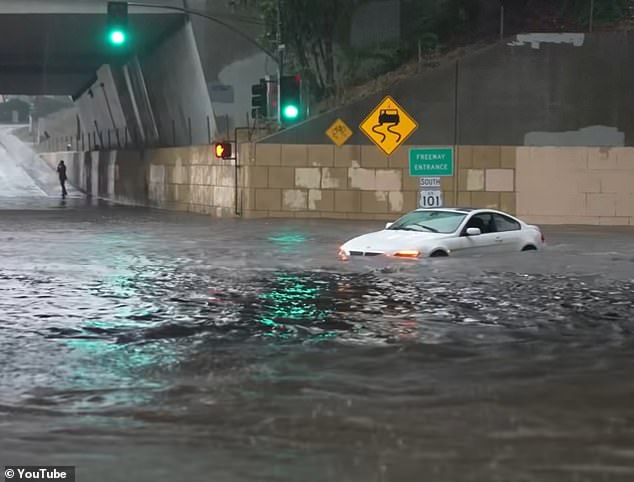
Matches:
[466,227,481,236]
[385,222,393,229]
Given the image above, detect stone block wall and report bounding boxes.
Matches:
[516,147,634,225]
[238,143,518,220]
[146,145,235,216]
[452,146,517,213]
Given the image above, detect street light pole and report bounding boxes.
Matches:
[589,0,595,32]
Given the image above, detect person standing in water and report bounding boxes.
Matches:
[57,160,68,197]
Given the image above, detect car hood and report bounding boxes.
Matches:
[342,229,448,253]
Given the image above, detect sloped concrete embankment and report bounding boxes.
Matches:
[0,126,77,197]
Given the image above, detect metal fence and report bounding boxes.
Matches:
[38,113,278,153]
[38,114,219,153]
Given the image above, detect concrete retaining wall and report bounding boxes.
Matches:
[239,143,634,225]
[40,145,236,216]
[238,143,515,220]
[516,147,634,225]
[39,142,634,226]
[262,32,634,147]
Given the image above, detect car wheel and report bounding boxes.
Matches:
[430,250,449,257]
[521,245,537,251]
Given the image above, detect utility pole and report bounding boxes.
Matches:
[589,0,595,32]
[499,1,505,40]
[276,0,284,128]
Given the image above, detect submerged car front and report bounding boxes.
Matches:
[339,230,448,259]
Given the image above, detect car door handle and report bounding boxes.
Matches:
[495,237,503,243]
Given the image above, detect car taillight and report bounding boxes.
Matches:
[392,250,421,258]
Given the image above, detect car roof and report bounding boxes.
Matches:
[414,207,475,213]
[413,207,523,220]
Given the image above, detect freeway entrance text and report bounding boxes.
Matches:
[409,148,454,176]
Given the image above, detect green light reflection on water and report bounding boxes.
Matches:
[267,232,308,253]
[63,257,182,395]
[58,338,172,413]
[64,338,178,379]
[256,272,336,341]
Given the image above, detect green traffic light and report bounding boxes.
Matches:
[109,30,126,45]
[283,105,299,119]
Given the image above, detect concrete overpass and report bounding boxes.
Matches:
[0,1,186,96]
[0,0,274,146]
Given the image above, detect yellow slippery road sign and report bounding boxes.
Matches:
[359,96,419,156]
[325,118,353,147]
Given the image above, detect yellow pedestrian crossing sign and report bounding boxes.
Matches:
[325,118,353,147]
[359,96,419,156]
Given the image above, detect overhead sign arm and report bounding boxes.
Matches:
[126,2,278,62]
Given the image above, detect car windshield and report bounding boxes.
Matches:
[387,210,466,234]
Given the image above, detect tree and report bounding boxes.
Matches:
[248,0,368,100]
[555,0,632,23]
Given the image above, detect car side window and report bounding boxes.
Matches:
[493,213,520,232]
[462,213,495,235]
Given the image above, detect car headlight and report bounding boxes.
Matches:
[391,250,421,258]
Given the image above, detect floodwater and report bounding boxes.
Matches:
[2,199,634,482]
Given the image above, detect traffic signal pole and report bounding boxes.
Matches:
[126,2,278,62]
[276,0,283,128]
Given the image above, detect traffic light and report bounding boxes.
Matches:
[251,78,268,119]
[280,74,302,124]
[107,1,129,48]
[214,141,232,160]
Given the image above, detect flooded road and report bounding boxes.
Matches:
[1,200,634,481]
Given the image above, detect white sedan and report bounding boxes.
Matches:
[338,208,544,259]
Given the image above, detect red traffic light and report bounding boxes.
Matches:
[214,142,232,159]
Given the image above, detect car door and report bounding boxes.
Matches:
[446,212,500,256]
[491,213,524,251]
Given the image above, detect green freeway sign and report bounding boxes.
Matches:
[409,148,454,176]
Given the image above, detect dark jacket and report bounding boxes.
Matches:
[57,163,67,181]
